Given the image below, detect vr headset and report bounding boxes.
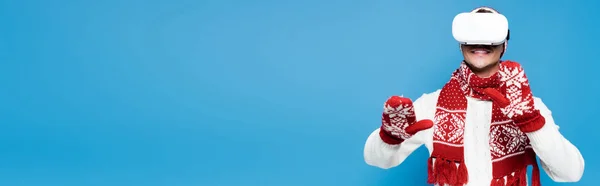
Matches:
[452,12,510,45]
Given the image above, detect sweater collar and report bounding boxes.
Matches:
[455,61,502,100]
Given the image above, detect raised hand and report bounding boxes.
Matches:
[482,61,546,132]
[380,96,434,144]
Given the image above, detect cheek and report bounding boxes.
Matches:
[494,47,504,54]
[494,49,504,57]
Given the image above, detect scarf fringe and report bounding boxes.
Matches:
[488,165,541,186]
[427,157,435,183]
[427,157,468,186]
[457,159,468,183]
[532,163,541,186]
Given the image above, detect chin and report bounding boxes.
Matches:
[466,59,497,70]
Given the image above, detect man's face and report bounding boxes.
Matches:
[461,44,504,70]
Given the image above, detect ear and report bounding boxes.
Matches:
[499,42,508,58]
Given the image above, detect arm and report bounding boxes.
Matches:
[482,62,584,182]
[526,98,585,182]
[364,93,435,169]
[364,127,432,169]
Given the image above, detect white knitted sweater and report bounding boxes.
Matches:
[363,90,584,186]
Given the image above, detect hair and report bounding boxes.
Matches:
[471,6,500,14]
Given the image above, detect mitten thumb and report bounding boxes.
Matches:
[405,119,434,135]
[482,88,510,107]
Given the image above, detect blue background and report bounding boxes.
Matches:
[0,0,597,185]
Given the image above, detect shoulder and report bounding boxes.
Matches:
[532,96,560,128]
[412,90,441,119]
[501,60,521,66]
[533,96,553,114]
[500,60,525,70]
[414,89,441,106]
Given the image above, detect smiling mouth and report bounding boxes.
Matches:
[471,48,492,54]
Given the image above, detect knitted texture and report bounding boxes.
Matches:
[380,96,434,144]
[427,61,544,186]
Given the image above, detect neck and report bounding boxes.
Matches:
[467,61,500,78]
[456,61,502,99]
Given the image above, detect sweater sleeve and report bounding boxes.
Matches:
[363,92,436,169]
[364,127,433,169]
[525,97,585,182]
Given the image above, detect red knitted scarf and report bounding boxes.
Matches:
[427,61,541,186]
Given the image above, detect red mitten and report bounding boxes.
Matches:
[379,96,434,145]
[482,61,546,133]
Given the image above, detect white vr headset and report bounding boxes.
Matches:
[452,12,510,45]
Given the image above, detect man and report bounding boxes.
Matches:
[363,6,584,186]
